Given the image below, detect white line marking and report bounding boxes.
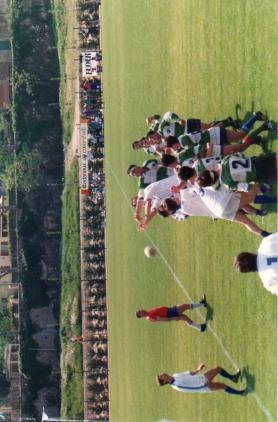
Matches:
[107,162,275,422]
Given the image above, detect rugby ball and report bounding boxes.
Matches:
[144,246,156,258]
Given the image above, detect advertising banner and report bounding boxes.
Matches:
[80,119,89,195]
[81,51,101,77]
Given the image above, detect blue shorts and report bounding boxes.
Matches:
[167,306,179,318]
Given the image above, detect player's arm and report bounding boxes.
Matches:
[190,363,205,375]
[134,198,144,222]
[203,143,213,158]
[138,208,157,232]
[171,181,186,194]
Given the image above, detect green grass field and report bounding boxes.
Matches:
[101,1,277,421]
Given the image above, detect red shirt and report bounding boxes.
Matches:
[146,306,168,322]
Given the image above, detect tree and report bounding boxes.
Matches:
[4,148,44,192]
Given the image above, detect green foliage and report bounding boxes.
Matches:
[14,70,36,98]
[10,0,63,416]
[60,161,83,418]
[4,148,44,193]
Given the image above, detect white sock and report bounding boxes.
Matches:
[189,321,201,331]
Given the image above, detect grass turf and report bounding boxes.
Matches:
[101,1,277,421]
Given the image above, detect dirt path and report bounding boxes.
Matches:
[64,73,80,174]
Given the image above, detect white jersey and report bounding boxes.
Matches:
[143,174,180,211]
[197,184,241,220]
[171,372,209,393]
[144,174,179,201]
[180,189,217,218]
[257,233,278,296]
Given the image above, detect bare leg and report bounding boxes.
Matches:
[204,366,223,382]
[223,143,251,155]
[225,129,246,142]
[240,204,259,214]
[238,187,260,208]
[234,211,264,236]
[207,381,228,391]
[176,304,192,313]
[177,314,194,324]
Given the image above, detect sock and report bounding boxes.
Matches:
[224,387,245,395]
[261,231,271,238]
[242,123,267,143]
[190,303,203,309]
[255,209,264,216]
[241,114,258,133]
[189,321,202,331]
[254,195,277,204]
[220,369,235,381]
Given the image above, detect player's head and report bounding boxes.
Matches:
[135,309,147,318]
[162,197,180,215]
[234,252,258,273]
[132,137,146,150]
[177,166,195,181]
[197,170,218,187]
[164,136,180,150]
[127,165,142,176]
[146,130,162,144]
[157,207,171,218]
[156,373,171,386]
[161,154,177,167]
[146,114,161,126]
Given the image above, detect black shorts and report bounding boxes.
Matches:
[253,154,277,185]
[187,118,201,133]
[219,127,228,145]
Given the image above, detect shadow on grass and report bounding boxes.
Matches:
[241,365,256,393]
[234,102,277,154]
[205,302,213,323]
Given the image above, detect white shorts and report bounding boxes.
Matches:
[200,185,240,221]
[220,193,241,220]
[211,144,222,156]
[207,126,221,145]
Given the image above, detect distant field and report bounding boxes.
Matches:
[101,1,277,422]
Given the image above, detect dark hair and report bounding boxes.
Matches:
[156,374,168,386]
[135,310,143,318]
[178,166,195,181]
[163,198,179,214]
[197,170,217,187]
[132,137,146,150]
[127,164,136,175]
[164,136,179,148]
[157,208,171,218]
[234,252,258,272]
[161,154,177,167]
[153,114,161,120]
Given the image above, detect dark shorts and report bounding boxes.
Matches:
[219,127,228,145]
[253,154,277,185]
[167,306,179,318]
[187,118,201,133]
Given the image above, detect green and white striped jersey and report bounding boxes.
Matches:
[138,159,174,197]
[177,148,197,167]
[178,131,211,151]
[157,112,185,138]
[220,154,257,191]
[193,156,222,174]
